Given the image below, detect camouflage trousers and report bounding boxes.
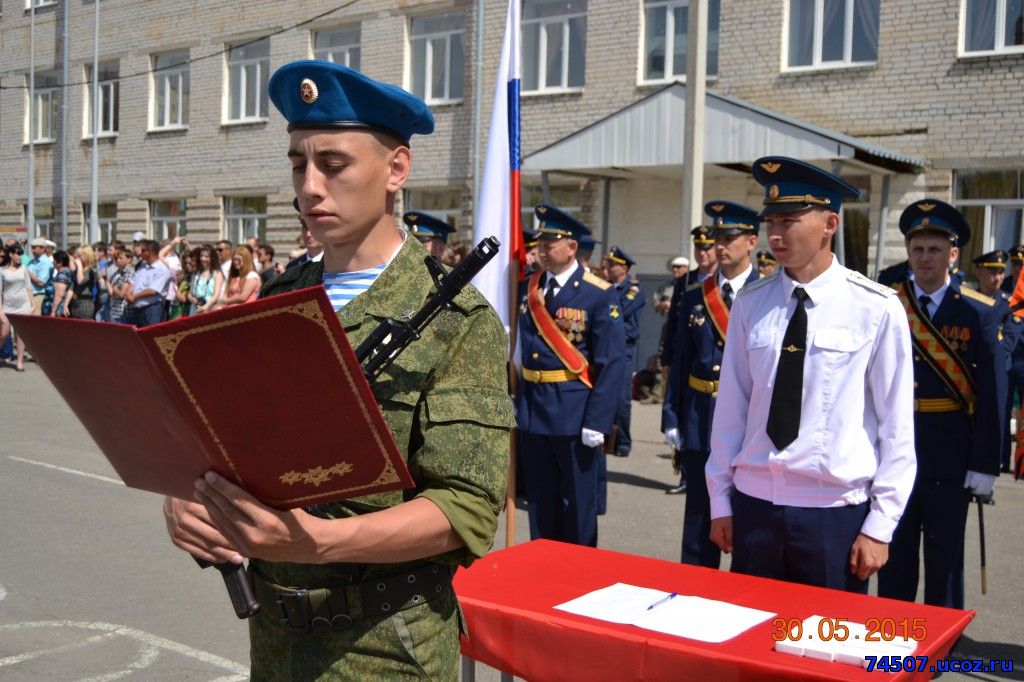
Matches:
[249,587,460,680]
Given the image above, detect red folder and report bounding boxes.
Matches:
[9,287,415,508]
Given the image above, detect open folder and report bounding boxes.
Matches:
[9,287,415,508]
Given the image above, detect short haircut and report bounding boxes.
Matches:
[259,243,275,258]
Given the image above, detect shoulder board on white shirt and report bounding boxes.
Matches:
[959,286,995,306]
[846,270,895,298]
[582,271,612,290]
[735,271,777,296]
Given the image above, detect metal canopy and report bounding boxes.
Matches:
[523,83,923,175]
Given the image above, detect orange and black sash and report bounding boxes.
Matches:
[896,281,976,414]
[701,277,731,341]
[526,270,593,388]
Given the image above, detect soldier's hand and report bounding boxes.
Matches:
[663,428,682,450]
[194,471,322,564]
[709,516,733,554]
[848,533,888,580]
[163,495,242,564]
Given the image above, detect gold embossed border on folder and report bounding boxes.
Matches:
[150,299,401,506]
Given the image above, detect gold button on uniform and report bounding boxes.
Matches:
[717,340,724,348]
[712,364,721,372]
[531,352,539,359]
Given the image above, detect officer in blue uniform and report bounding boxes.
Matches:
[662,201,761,567]
[755,250,777,277]
[877,199,1005,610]
[517,205,627,546]
[1001,246,1024,296]
[402,211,453,260]
[576,233,600,270]
[973,249,1023,473]
[524,229,540,279]
[603,246,646,457]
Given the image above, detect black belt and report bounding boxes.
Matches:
[251,563,453,633]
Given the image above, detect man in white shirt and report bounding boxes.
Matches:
[706,156,917,593]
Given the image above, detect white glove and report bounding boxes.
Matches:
[581,428,605,448]
[664,428,682,450]
[964,470,996,497]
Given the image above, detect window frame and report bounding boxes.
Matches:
[25,0,58,8]
[954,169,1024,264]
[960,0,1024,57]
[522,0,588,95]
[409,12,466,105]
[28,73,58,144]
[783,0,880,73]
[313,25,361,68]
[84,62,119,139]
[83,202,118,244]
[150,51,190,131]
[639,0,720,84]
[150,199,187,240]
[224,39,270,125]
[223,196,267,244]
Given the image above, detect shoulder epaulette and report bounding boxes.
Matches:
[582,271,612,290]
[847,270,895,297]
[685,281,702,293]
[959,286,995,306]
[736,271,777,296]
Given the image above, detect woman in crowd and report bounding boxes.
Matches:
[168,248,198,320]
[0,244,33,371]
[189,244,223,314]
[44,251,75,317]
[68,245,97,320]
[218,246,260,309]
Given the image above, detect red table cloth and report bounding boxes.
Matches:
[455,540,973,681]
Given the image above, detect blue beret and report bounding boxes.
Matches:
[704,200,760,236]
[604,246,635,267]
[691,225,714,248]
[402,212,453,241]
[899,199,970,247]
[752,156,861,217]
[268,60,434,143]
[535,204,592,241]
[973,249,1008,269]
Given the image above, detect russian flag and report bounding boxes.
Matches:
[472,0,524,331]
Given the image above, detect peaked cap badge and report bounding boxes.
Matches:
[918,203,936,212]
[769,184,780,200]
[760,161,782,173]
[711,204,725,213]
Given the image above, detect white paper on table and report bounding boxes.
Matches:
[553,582,776,642]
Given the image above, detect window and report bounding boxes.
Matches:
[85,62,119,137]
[226,39,269,122]
[28,73,59,143]
[520,184,584,230]
[83,203,117,244]
[409,13,466,104]
[955,169,1024,269]
[963,0,1024,54]
[26,0,58,8]
[27,204,57,241]
[839,176,871,275]
[786,0,879,69]
[224,196,267,244]
[642,0,720,82]
[314,26,361,68]
[150,199,187,240]
[522,0,587,93]
[404,188,462,235]
[152,51,189,129]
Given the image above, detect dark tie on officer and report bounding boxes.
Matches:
[721,282,733,309]
[919,295,932,319]
[767,287,809,451]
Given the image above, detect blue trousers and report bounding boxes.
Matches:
[520,432,599,547]
[129,303,165,328]
[612,347,635,454]
[596,451,607,516]
[680,450,720,568]
[877,478,970,609]
[731,490,869,593]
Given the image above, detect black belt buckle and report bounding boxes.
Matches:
[277,589,312,632]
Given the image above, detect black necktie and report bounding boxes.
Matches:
[919,295,932,319]
[767,287,809,451]
[721,282,733,309]
[545,277,557,306]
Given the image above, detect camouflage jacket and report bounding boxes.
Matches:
[253,235,513,588]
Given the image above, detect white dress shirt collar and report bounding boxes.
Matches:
[779,254,843,306]
[546,259,579,289]
[912,277,950,316]
[718,263,754,296]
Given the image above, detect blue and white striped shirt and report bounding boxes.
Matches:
[323,265,387,311]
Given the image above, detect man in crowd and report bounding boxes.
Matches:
[662,201,761,565]
[756,250,777,277]
[1001,246,1024,296]
[286,218,324,270]
[602,246,646,457]
[576,233,600,271]
[524,230,540,277]
[25,237,53,315]
[403,211,453,260]
[163,59,513,678]
[707,157,916,593]
[516,204,626,547]
[877,200,1004,609]
[125,239,172,327]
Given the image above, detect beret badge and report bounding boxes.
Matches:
[299,78,319,104]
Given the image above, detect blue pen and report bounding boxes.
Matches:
[646,592,678,611]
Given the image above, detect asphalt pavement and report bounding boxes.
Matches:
[1,360,1022,680]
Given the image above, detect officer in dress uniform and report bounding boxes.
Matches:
[707,157,918,592]
[1001,246,1024,296]
[517,205,627,547]
[756,250,777,277]
[973,249,1022,473]
[576,233,600,270]
[524,230,540,278]
[877,199,1004,610]
[402,211,453,260]
[603,246,647,457]
[662,200,761,567]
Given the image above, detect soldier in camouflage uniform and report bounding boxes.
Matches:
[163,60,513,680]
